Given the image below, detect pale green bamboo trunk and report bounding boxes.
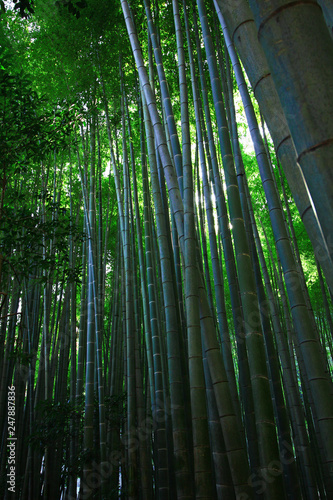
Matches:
[214,0,333,296]
[121,2,253,496]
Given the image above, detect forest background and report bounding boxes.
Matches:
[0,0,333,498]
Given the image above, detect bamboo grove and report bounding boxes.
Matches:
[0,0,333,498]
